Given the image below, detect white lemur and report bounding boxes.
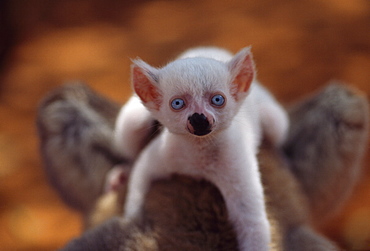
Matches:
[113,47,289,250]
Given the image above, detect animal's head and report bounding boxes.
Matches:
[131,47,255,137]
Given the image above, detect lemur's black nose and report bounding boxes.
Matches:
[187,113,212,136]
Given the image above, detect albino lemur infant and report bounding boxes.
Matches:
[114,47,289,250]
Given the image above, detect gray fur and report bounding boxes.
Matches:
[37,82,124,215]
[284,82,369,225]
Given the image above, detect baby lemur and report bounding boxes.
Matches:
[114,47,289,250]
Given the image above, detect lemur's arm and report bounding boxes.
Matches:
[114,95,158,163]
[37,82,124,214]
[283,82,369,225]
[105,95,159,193]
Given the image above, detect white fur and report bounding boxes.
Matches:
[114,47,289,251]
[114,95,153,161]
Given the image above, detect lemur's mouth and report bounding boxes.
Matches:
[187,113,213,136]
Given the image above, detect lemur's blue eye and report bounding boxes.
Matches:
[211,94,225,107]
[171,98,185,110]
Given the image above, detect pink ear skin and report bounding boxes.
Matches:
[131,60,162,110]
[228,47,256,100]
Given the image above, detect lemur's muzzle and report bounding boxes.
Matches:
[187,113,212,136]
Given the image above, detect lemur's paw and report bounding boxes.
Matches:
[104,165,131,193]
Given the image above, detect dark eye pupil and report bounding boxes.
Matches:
[212,94,224,106]
[171,98,185,110]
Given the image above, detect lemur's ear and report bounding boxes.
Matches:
[131,59,162,110]
[228,47,255,100]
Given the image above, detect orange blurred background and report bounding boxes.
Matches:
[0,0,369,250]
